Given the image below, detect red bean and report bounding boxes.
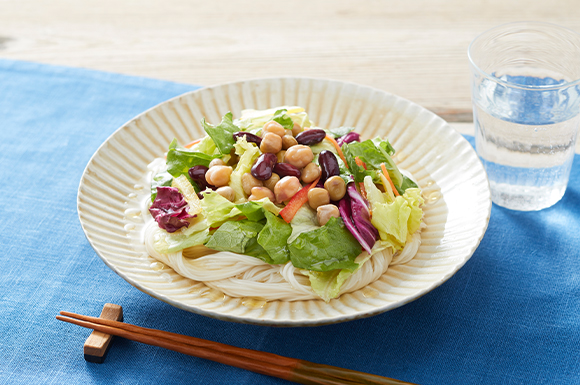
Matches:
[233,131,262,146]
[251,153,277,181]
[318,150,340,182]
[295,129,326,145]
[273,163,301,179]
[188,165,214,191]
[336,132,360,146]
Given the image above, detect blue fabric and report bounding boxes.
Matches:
[1,59,579,385]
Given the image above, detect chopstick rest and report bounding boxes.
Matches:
[83,303,123,363]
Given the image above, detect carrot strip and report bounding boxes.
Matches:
[279,177,320,223]
[324,135,348,168]
[184,138,203,149]
[381,163,400,196]
[354,157,368,199]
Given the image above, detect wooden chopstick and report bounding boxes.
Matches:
[57,311,417,385]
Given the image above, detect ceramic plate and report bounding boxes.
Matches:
[77,77,491,326]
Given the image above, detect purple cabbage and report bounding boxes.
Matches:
[337,132,360,146]
[338,183,378,255]
[149,186,193,233]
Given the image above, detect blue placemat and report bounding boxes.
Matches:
[1,59,579,385]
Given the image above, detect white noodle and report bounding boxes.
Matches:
[144,219,422,301]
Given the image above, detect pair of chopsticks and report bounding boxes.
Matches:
[57,311,417,385]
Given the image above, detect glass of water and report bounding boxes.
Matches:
[469,21,580,211]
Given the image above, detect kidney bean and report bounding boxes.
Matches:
[188,165,214,191]
[233,131,262,146]
[251,153,277,181]
[336,132,360,146]
[318,150,340,182]
[273,163,301,179]
[295,129,326,145]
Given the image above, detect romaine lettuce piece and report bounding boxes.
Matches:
[257,211,292,264]
[234,106,312,133]
[152,226,210,254]
[166,139,217,178]
[303,252,372,302]
[342,139,403,188]
[271,109,294,130]
[288,205,319,243]
[327,126,355,139]
[150,170,173,202]
[189,135,219,157]
[229,136,261,203]
[201,112,238,154]
[288,217,361,272]
[364,175,424,251]
[200,191,280,227]
[205,220,264,254]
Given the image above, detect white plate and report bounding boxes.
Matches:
[77,77,491,326]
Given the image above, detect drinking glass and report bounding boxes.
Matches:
[469,22,580,211]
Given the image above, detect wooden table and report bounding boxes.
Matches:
[2,0,579,135]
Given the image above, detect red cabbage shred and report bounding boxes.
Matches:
[149,186,192,233]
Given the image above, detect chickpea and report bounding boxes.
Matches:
[317,204,340,226]
[282,135,298,150]
[264,173,280,191]
[216,186,235,202]
[209,158,226,168]
[241,173,263,195]
[324,176,347,201]
[308,188,330,210]
[274,176,302,203]
[205,165,232,187]
[285,129,293,137]
[292,123,303,137]
[301,163,321,183]
[248,186,275,202]
[260,132,283,154]
[284,145,314,169]
[262,121,286,137]
[276,150,286,163]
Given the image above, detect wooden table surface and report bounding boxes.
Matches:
[2,0,580,133]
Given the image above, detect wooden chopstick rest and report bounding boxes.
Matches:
[83,303,123,363]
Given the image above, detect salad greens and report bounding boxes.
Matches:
[148,106,425,302]
[288,217,361,272]
[166,139,217,180]
[201,112,238,154]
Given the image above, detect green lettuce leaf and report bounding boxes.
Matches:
[166,139,217,178]
[152,226,210,254]
[230,136,261,203]
[365,175,424,251]
[288,206,320,243]
[303,252,372,302]
[190,135,219,156]
[288,217,361,272]
[328,126,355,139]
[272,109,294,130]
[150,170,173,202]
[205,220,264,254]
[234,106,312,133]
[257,211,292,264]
[201,112,238,154]
[200,191,280,227]
[342,139,403,188]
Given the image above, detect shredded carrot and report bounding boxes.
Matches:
[324,135,348,168]
[354,156,367,170]
[184,138,203,149]
[279,177,320,223]
[381,163,400,196]
[354,156,368,199]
